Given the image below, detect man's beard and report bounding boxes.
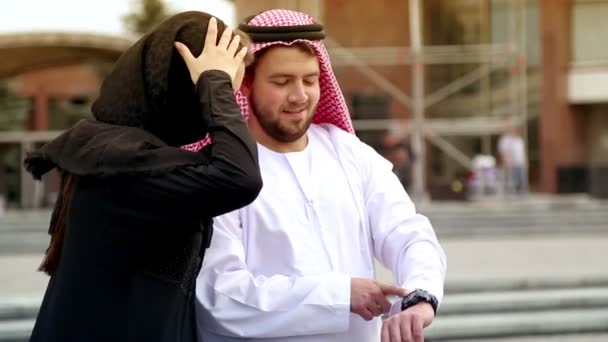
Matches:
[250,98,315,143]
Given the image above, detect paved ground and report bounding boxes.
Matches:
[1,194,607,341]
[0,255,47,299]
[442,334,608,342]
[4,235,608,301]
[377,235,608,287]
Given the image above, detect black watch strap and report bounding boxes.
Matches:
[401,289,438,315]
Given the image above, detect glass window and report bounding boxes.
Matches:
[573,0,608,64]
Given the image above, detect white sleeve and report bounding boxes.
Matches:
[359,144,447,304]
[195,210,351,338]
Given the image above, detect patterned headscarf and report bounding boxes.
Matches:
[182,9,353,151]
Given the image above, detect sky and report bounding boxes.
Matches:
[0,0,236,35]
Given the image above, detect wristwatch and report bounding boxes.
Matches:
[401,289,438,315]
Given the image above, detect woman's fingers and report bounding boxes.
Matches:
[203,17,219,51]
[174,42,194,64]
[227,34,241,57]
[217,26,233,49]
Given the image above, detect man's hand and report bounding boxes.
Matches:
[350,278,408,321]
[381,302,435,342]
[174,17,248,85]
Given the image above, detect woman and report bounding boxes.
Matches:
[24,11,261,342]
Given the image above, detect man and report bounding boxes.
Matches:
[381,132,414,190]
[195,9,446,342]
[498,125,527,194]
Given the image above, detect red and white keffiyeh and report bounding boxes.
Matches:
[182,9,353,152]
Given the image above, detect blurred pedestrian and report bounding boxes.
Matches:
[381,132,414,190]
[498,125,527,194]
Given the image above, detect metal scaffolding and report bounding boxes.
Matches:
[0,0,533,207]
[326,0,531,200]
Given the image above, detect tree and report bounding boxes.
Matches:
[122,0,174,35]
[0,80,28,131]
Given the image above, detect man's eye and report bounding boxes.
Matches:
[304,78,318,85]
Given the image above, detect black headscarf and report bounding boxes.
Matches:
[92,10,232,146]
[24,11,237,274]
[25,11,235,180]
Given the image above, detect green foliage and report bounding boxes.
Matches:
[0,80,28,131]
[122,0,174,35]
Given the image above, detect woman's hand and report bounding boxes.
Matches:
[175,17,247,85]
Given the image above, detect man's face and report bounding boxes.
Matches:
[244,45,320,144]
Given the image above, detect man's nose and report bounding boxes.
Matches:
[287,82,308,103]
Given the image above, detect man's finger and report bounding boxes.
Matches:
[390,321,402,342]
[359,308,374,321]
[411,315,425,342]
[367,303,383,317]
[378,282,409,297]
[217,26,233,49]
[377,297,392,314]
[381,322,390,342]
[204,17,218,49]
[174,42,193,64]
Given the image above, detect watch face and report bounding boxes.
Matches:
[411,289,428,300]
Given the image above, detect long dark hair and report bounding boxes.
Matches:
[38,172,75,275]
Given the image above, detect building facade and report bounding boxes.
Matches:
[0,0,606,207]
[235,0,608,197]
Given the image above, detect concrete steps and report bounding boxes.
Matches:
[0,298,39,321]
[426,308,608,341]
[0,319,33,342]
[426,283,608,340]
[441,333,608,342]
[4,285,608,341]
[440,287,608,316]
[446,275,608,294]
[425,207,608,238]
